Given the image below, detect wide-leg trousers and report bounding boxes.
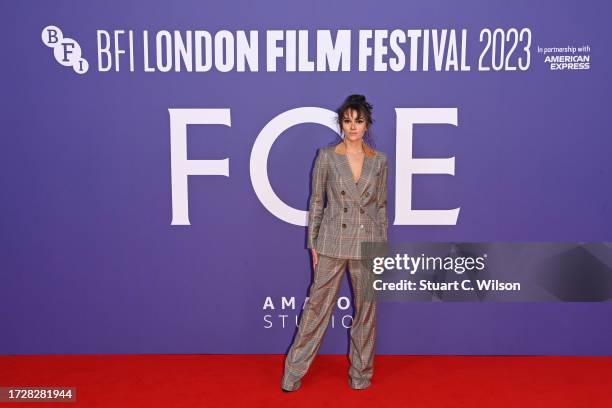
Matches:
[281,254,377,390]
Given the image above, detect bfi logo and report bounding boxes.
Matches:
[169,107,460,227]
[41,25,89,74]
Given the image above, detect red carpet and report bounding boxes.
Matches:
[1,355,611,407]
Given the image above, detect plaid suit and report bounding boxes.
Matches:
[282,143,388,391]
[308,145,388,259]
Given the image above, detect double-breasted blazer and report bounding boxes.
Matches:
[307,143,388,259]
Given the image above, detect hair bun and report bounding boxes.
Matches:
[348,94,366,103]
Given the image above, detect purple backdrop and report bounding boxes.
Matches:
[1,0,611,355]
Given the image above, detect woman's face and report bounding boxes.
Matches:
[341,108,368,143]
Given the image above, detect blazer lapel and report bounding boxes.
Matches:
[358,155,381,224]
[356,154,374,197]
[331,152,361,202]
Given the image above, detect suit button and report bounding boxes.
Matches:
[365,192,370,197]
[342,223,347,228]
[343,208,348,213]
[359,209,365,214]
[341,190,346,195]
[360,225,364,229]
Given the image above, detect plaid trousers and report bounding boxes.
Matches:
[282,254,377,390]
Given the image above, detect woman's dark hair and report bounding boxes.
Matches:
[334,94,375,146]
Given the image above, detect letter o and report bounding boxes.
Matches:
[337,296,350,310]
[250,107,339,226]
[342,315,353,328]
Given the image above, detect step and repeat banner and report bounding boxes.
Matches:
[2,1,611,355]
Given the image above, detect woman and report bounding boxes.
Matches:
[281,94,388,391]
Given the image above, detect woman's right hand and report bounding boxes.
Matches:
[311,249,319,271]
